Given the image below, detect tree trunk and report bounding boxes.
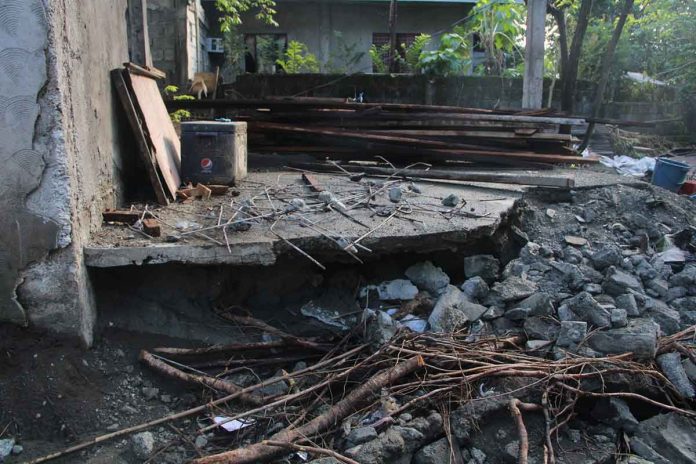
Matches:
[388,0,399,73]
[578,0,635,152]
[560,0,594,112]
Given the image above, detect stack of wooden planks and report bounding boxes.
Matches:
[166,97,595,168]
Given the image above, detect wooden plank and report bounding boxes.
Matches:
[111,69,169,205]
[291,163,576,188]
[124,62,166,79]
[127,71,182,199]
[302,173,324,192]
[102,209,141,224]
[368,129,575,142]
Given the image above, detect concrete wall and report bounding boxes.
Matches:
[148,0,210,86]
[0,0,131,345]
[227,74,679,120]
[237,1,473,74]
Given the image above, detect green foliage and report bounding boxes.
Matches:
[402,33,432,73]
[163,87,193,122]
[276,41,320,74]
[369,43,391,73]
[325,31,366,73]
[418,32,470,76]
[466,0,525,75]
[164,85,179,96]
[215,0,277,32]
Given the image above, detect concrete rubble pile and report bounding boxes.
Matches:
[32,185,696,464]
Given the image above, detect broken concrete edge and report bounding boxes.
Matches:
[82,213,510,268]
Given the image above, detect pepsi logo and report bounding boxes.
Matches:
[200,158,213,170]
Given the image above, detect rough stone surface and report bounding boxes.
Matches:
[592,246,622,270]
[376,280,419,301]
[603,267,644,296]
[632,413,696,463]
[346,426,378,448]
[413,437,451,464]
[611,307,628,328]
[131,431,155,459]
[523,316,560,341]
[464,255,500,282]
[515,292,554,316]
[428,286,487,332]
[0,438,15,460]
[643,298,680,335]
[656,352,695,399]
[616,294,640,316]
[591,398,640,432]
[587,319,658,360]
[461,276,489,300]
[557,321,587,348]
[489,276,538,302]
[406,261,450,295]
[565,292,611,327]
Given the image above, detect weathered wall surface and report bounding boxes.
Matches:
[0,0,131,344]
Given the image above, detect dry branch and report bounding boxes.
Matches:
[139,350,266,405]
[193,355,425,464]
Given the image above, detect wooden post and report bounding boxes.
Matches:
[522,0,546,109]
[388,0,399,73]
[127,0,152,67]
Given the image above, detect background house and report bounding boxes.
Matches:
[147,0,479,85]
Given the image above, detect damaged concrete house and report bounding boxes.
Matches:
[1,0,696,463]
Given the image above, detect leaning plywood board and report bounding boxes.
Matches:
[112,69,169,205]
[127,71,182,200]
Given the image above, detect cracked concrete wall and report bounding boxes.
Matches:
[0,0,130,345]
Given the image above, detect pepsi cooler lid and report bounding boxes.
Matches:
[180,121,247,133]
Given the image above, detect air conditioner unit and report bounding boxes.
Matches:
[207,37,224,54]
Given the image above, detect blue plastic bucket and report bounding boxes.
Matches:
[651,157,690,192]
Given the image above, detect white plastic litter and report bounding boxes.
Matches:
[599,155,656,177]
[213,417,255,432]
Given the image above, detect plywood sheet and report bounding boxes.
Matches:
[127,72,181,199]
[111,69,169,204]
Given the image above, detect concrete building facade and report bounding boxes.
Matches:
[0,0,133,345]
[235,0,475,75]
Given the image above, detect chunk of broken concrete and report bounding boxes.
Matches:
[441,194,460,207]
[603,266,644,296]
[656,352,695,399]
[489,276,538,302]
[643,297,680,335]
[611,307,628,328]
[413,437,452,464]
[565,291,611,328]
[615,293,640,316]
[461,276,489,300]
[592,246,622,270]
[366,311,398,348]
[405,261,450,296]
[632,413,696,463]
[345,426,378,449]
[591,397,639,433]
[564,235,588,247]
[523,316,560,341]
[464,255,500,282]
[516,292,554,317]
[375,279,419,301]
[587,319,658,360]
[556,321,587,348]
[428,285,488,332]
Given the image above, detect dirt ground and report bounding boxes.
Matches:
[0,326,205,463]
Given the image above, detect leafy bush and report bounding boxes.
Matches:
[276,41,320,74]
[418,33,470,76]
